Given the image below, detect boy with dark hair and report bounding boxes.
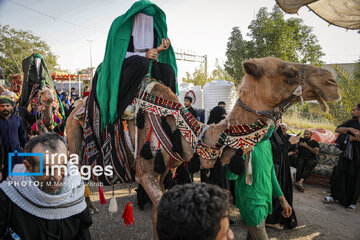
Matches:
[157,183,234,240]
[184,96,197,119]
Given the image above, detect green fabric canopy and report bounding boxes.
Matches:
[96,0,178,130]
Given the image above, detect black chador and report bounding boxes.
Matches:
[331,119,360,207]
[266,127,297,229]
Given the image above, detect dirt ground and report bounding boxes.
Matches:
[88,178,360,240]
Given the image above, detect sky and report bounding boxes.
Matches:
[0,0,359,82]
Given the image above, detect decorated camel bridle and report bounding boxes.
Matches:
[28,82,64,132]
[237,64,306,124]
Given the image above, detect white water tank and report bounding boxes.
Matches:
[203,80,237,122]
[178,83,204,109]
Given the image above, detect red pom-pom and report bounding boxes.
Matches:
[99,186,107,205]
[122,202,134,226]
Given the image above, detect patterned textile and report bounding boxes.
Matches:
[82,72,132,185]
[28,84,63,124]
[10,74,23,95]
[137,91,270,160]
[313,143,340,177]
[148,113,183,162]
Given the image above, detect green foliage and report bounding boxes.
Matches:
[0,24,59,82]
[210,59,235,83]
[182,63,210,87]
[225,5,325,84]
[328,60,360,124]
[224,27,255,83]
[182,59,235,87]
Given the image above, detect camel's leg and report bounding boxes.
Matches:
[137,173,162,240]
[65,102,98,213]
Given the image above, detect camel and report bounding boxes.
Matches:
[33,87,56,134]
[66,57,340,238]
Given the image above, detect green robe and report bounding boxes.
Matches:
[96,0,177,130]
[226,127,283,227]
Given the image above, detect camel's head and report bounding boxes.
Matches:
[40,88,54,104]
[240,57,340,113]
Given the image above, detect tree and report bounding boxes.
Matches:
[211,59,234,83]
[182,60,234,87]
[225,6,324,84]
[328,59,360,124]
[182,63,212,87]
[0,24,59,82]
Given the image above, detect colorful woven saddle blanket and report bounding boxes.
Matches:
[82,72,132,185]
[136,91,271,160]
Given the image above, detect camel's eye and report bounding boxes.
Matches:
[283,69,298,84]
[285,70,298,79]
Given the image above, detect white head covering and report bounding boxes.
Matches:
[280,123,287,128]
[125,13,154,58]
[0,164,86,220]
[2,90,16,98]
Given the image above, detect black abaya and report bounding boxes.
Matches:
[266,128,297,229]
[331,119,360,207]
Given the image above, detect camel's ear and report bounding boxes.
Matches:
[243,61,263,78]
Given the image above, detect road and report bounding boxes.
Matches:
[88,180,360,240]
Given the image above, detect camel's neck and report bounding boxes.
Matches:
[203,80,272,146]
[228,85,271,125]
[43,102,54,127]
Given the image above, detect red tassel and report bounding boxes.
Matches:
[122,202,135,226]
[99,186,107,205]
[170,157,172,171]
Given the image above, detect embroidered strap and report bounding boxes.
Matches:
[137,91,270,160]
[148,113,183,162]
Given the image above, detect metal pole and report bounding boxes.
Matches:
[78,75,81,96]
[204,55,208,81]
[68,71,71,94]
[87,40,93,80]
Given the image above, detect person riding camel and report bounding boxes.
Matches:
[96,0,178,131]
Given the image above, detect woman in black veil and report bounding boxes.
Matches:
[266,121,300,229]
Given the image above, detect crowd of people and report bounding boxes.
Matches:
[165,96,359,240]
[1,83,359,239]
[0,0,359,239]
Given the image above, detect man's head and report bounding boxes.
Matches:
[303,130,312,140]
[280,123,287,135]
[0,95,14,118]
[71,87,75,92]
[23,133,68,195]
[218,101,226,109]
[184,96,193,108]
[351,104,360,120]
[2,91,17,103]
[62,91,68,100]
[157,183,234,240]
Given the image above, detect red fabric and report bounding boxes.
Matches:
[82,91,90,98]
[98,186,107,205]
[312,129,338,143]
[122,202,135,226]
[170,157,172,170]
[10,74,23,94]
